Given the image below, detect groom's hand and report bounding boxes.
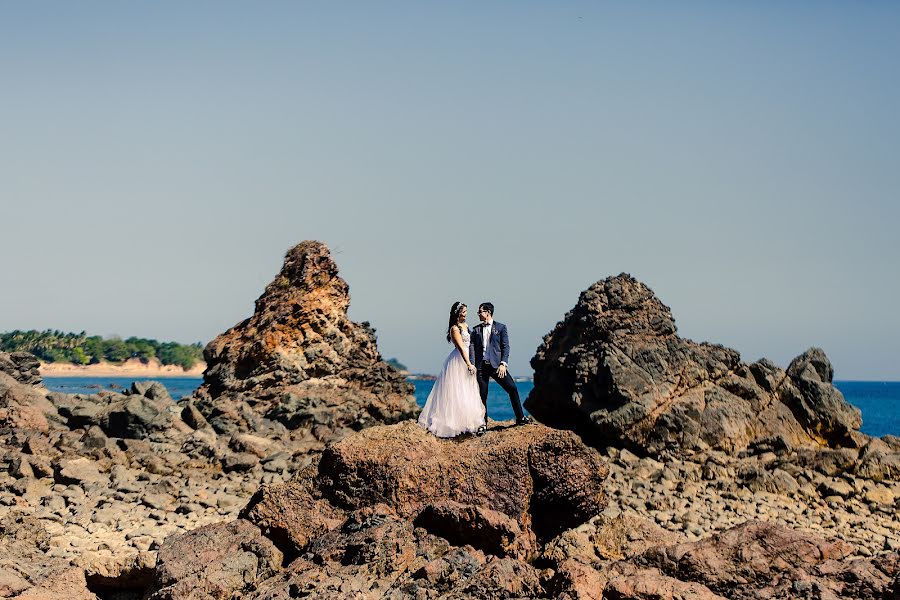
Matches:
[497,364,507,378]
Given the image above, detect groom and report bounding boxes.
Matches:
[470,302,532,435]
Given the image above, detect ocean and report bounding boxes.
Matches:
[42,377,900,439]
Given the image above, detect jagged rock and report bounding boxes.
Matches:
[0,371,55,434]
[525,274,865,456]
[739,465,801,495]
[78,424,107,449]
[179,400,211,431]
[818,478,855,499]
[51,384,178,440]
[222,451,259,473]
[856,438,900,482]
[240,466,345,558]
[78,551,156,600]
[129,380,172,402]
[194,241,417,439]
[413,500,531,560]
[102,394,175,439]
[0,352,42,386]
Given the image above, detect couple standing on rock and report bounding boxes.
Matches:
[418,302,532,438]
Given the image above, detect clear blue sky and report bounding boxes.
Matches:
[2,2,898,379]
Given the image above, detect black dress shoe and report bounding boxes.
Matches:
[476,425,487,436]
[516,416,533,426]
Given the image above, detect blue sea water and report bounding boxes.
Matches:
[44,377,202,403]
[42,377,900,438]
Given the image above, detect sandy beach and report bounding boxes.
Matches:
[38,357,205,378]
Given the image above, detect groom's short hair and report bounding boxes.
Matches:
[479,302,494,316]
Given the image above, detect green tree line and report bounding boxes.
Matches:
[0,330,204,370]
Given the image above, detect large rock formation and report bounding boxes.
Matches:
[194,241,417,442]
[525,274,866,456]
[146,421,609,598]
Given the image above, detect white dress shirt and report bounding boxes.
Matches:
[481,321,492,360]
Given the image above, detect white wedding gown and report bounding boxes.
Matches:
[418,327,486,438]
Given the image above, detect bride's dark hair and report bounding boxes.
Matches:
[446,302,466,342]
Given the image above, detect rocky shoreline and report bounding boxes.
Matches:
[1,243,898,599]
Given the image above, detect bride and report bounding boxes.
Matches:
[418,302,486,438]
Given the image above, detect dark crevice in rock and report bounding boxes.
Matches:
[85,566,155,600]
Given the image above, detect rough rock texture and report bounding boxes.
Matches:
[150,421,609,598]
[0,371,54,435]
[312,421,607,545]
[0,359,286,599]
[636,521,900,599]
[600,444,900,558]
[195,241,417,442]
[149,520,283,600]
[525,274,865,457]
[541,517,900,599]
[0,352,42,386]
[0,512,97,600]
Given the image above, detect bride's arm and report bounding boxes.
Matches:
[450,326,475,371]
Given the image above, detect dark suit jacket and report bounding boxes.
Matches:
[469,321,510,370]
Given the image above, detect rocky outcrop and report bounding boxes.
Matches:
[146,421,609,598]
[150,520,283,600]
[195,241,417,444]
[525,274,866,457]
[0,352,42,386]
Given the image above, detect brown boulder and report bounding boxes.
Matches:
[240,464,345,560]
[148,519,283,600]
[0,371,54,435]
[313,421,608,546]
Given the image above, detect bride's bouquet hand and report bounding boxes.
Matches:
[467,364,476,375]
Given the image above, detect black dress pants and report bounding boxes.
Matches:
[477,362,525,422]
